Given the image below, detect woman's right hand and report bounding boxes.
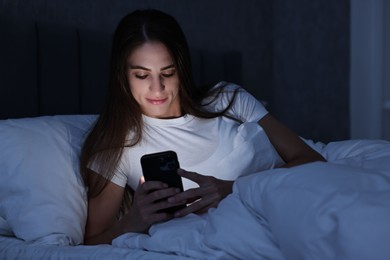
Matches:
[122,177,183,233]
[84,174,183,245]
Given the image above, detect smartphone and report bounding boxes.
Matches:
[140,150,185,214]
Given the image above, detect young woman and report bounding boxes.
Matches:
[80,9,325,245]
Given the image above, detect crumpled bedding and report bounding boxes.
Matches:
[113,139,390,259]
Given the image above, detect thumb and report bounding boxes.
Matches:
[139,176,145,184]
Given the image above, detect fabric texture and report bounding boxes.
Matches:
[1,112,389,259]
[113,161,390,260]
[0,82,273,245]
[202,81,268,123]
[0,115,96,245]
[100,82,279,190]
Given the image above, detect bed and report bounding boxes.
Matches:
[1,115,390,259]
[1,16,390,260]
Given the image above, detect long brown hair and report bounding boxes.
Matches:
[80,10,238,203]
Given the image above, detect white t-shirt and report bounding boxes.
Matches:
[106,82,284,190]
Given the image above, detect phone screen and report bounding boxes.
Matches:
[141,151,183,189]
[140,151,185,213]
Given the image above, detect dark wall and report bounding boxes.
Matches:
[271,1,350,142]
[0,0,349,143]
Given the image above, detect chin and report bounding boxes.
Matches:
[145,111,167,118]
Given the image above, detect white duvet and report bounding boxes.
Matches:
[113,140,390,260]
[1,113,390,259]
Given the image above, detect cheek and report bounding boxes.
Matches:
[128,81,144,101]
[167,77,180,94]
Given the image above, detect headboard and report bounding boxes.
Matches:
[0,16,241,120]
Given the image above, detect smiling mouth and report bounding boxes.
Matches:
[147,98,167,105]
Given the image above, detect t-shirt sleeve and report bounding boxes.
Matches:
[110,169,127,187]
[204,82,268,122]
[87,156,128,188]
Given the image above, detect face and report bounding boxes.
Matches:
[126,41,181,119]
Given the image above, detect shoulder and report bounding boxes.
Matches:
[203,81,268,123]
[203,81,256,108]
[209,81,241,93]
[203,81,241,105]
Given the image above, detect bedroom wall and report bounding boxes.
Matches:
[350,0,390,142]
[0,0,350,143]
[271,1,349,143]
[385,1,390,141]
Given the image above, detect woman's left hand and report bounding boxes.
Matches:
[168,169,233,217]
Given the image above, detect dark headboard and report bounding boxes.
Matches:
[0,16,241,119]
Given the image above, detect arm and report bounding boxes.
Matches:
[258,114,326,167]
[84,170,184,245]
[168,115,325,218]
[84,179,127,245]
[213,84,325,166]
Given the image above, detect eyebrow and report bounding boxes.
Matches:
[128,64,175,71]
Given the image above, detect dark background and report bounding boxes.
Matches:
[0,0,350,143]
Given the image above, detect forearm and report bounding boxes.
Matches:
[84,213,144,245]
[84,219,129,245]
[280,152,326,168]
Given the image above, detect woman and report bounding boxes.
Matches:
[80,9,325,245]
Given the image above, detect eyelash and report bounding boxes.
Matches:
[134,72,175,80]
[162,72,174,78]
[135,75,147,80]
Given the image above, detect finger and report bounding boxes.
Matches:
[135,182,178,209]
[136,208,174,226]
[155,198,187,213]
[167,187,199,204]
[142,187,181,206]
[139,193,185,218]
[152,187,182,201]
[140,180,168,192]
[140,176,145,184]
[134,189,182,219]
[168,185,216,203]
[174,193,219,217]
[177,169,205,183]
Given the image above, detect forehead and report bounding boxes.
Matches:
[127,41,174,66]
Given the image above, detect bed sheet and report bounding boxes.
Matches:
[112,139,390,259]
[0,235,191,259]
[1,137,389,259]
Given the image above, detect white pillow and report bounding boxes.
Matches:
[0,115,97,245]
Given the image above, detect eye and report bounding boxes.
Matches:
[162,70,176,78]
[162,73,173,78]
[135,74,148,80]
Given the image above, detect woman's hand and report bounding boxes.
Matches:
[168,169,233,217]
[123,177,183,233]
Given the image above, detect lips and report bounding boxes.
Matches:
[147,98,167,105]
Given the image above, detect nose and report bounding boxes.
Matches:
[149,77,165,92]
